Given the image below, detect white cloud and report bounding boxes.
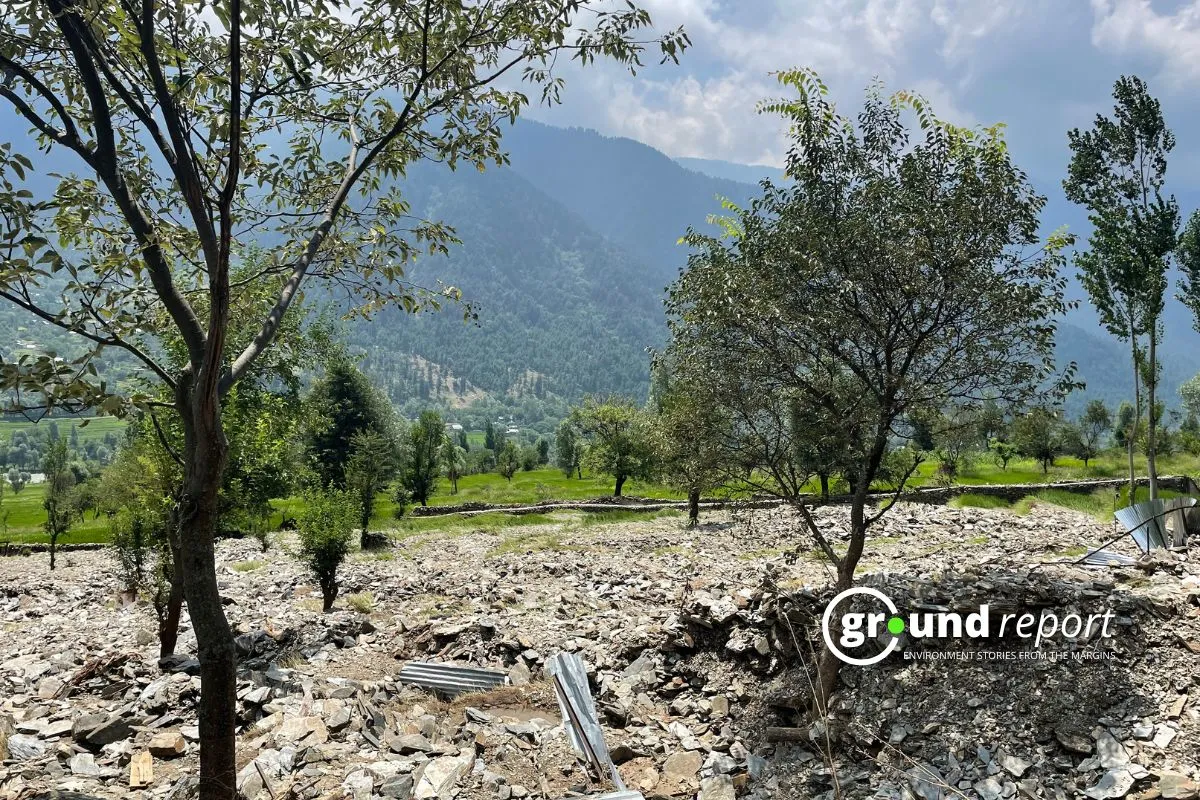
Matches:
[1090,0,1200,85]
[529,0,1062,165]
[605,71,788,165]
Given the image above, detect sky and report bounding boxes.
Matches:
[522,0,1200,189]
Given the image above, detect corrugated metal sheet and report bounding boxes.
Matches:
[547,652,626,791]
[396,661,507,697]
[1080,549,1138,567]
[588,792,644,800]
[1114,497,1196,553]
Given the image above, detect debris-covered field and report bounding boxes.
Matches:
[1,502,1197,800]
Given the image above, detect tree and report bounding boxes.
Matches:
[665,71,1073,713]
[1114,401,1139,449]
[988,438,1018,471]
[1177,209,1200,339]
[788,392,857,498]
[42,438,75,569]
[1064,75,1179,501]
[496,440,521,481]
[345,429,397,546]
[99,422,181,655]
[570,396,656,496]
[441,439,466,495]
[519,445,539,471]
[1075,399,1112,467]
[403,412,444,506]
[932,407,982,485]
[306,359,394,488]
[0,2,686,794]
[1180,372,1200,419]
[650,359,730,525]
[484,421,497,453]
[1013,407,1064,474]
[297,490,356,613]
[6,468,28,494]
[536,439,550,465]
[555,420,584,478]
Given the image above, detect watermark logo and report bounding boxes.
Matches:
[822,587,1117,666]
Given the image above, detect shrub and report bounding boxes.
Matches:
[391,485,411,519]
[346,591,375,614]
[297,490,356,612]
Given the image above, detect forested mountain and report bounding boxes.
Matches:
[347,159,669,407]
[5,119,1199,421]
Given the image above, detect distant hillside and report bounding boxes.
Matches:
[349,160,666,406]
[500,120,763,283]
[675,156,786,185]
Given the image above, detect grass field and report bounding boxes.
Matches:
[0,416,127,445]
[7,450,1200,547]
[0,482,111,545]
[901,452,1200,488]
[950,485,1188,520]
[267,468,681,529]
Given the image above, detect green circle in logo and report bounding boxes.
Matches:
[887,616,905,635]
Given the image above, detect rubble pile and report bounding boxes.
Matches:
[0,500,1196,799]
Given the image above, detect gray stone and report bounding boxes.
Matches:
[391,733,436,755]
[662,750,703,784]
[1094,732,1130,769]
[236,749,284,800]
[342,769,374,800]
[1159,772,1200,800]
[81,715,133,747]
[273,715,327,747]
[413,749,474,800]
[69,752,102,777]
[72,713,107,740]
[380,774,415,799]
[1055,728,1093,755]
[997,751,1032,778]
[40,719,73,739]
[906,764,946,800]
[1084,769,1135,800]
[6,733,46,761]
[975,777,1004,800]
[1153,725,1178,749]
[704,751,738,775]
[699,774,737,800]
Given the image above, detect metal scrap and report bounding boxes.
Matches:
[1079,549,1139,568]
[547,652,626,791]
[1114,498,1197,554]
[395,661,507,698]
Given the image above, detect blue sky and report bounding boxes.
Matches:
[524,0,1200,189]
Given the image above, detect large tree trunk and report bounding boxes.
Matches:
[1147,330,1159,501]
[812,432,883,717]
[49,536,56,570]
[177,386,237,800]
[819,473,830,499]
[814,558,855,715]
[614,474,626,497]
